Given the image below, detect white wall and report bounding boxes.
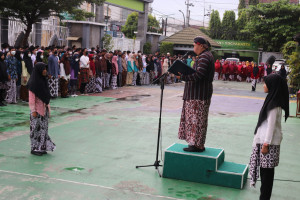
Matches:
[112,37,140,52]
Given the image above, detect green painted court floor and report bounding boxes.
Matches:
[0,81,299,200]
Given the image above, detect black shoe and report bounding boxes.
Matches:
[183,146,205,152]
[41,151,47,155]
[31,150,43,156]
[0,102,4,106]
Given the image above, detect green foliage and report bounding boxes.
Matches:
[249,0,259,5]
[0,0,105,46]
[160,42,173,56]
[282,41,298,59]
[238,0,246,10]
[122,12,161,38]
[143,42,152,54]
[236,10,250,41]
[243,0,300,52]
[286,50,300,90]
[101,34,114,52]
[209,10,222,39]
[148,15,162,33]
[282,41,300,89]
[121,12,139,39]
[221,11,237,40]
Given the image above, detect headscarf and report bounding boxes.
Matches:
[266,65,272,75]
[23,50,33,75]
[254,74,289,134]
[0,52,9,83]
[36,51,43,63]
[27,62,51,105]
[112,55,118,74]
[89,54,95,75]
[279,66,287,78]
[61,53,71,75]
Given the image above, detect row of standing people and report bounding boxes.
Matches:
[0,46,180,106]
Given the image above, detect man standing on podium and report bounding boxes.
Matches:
[177,36,215,152]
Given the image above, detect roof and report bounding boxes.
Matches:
[160,27,221,48]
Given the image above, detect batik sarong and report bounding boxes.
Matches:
[60,78,69,97]
[85,77,96,93]
[178,99,211,147]
[104,73,110,88]
[80,68,89,84]
[132,72,138,86]
[48,77,58,98]
[30,109,56,152]
[252,79,257,91]
[111,75,117,89]
[5,79,17,103]
[95,76,102,93]
[249,144,280,187]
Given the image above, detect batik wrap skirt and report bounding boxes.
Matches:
[30,109,56,152]
[85,77,96,93]
[60,78,69,97]
[5,79,17,103]
[95,76,102,93]
[48,77,58,98]
[249,144,280,187]
[80,68,89,84]
[178,99,211,147]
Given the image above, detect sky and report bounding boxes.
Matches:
[151,0,239,27]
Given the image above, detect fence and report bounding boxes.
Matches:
[1,18,68,47]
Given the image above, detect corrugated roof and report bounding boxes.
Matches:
[160,27,221,48]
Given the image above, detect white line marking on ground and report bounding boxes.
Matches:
[0,169,184,200]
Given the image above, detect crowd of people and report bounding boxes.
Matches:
[213,59,288,91]
[0,44,194,106]
[0,42,289,107]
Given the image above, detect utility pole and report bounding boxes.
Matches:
[179,10,185,28]
[105,5,109,32]
[165,17,168,36]
[185,0,194,27]
[203,0,205,27]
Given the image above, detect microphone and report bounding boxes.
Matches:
[182,51,190,59]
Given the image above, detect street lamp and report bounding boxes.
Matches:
[179,10,185,28]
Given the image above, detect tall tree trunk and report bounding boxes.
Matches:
[22,22,33,47]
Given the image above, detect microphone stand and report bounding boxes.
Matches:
[136,72,168,177]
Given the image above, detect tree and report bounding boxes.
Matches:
[209,10,222,39]
[243,0,300,51]
[121,12,139,39]
[282,41,300,90]
[221,11,237,40]
[236,10,250,41]
[160,42,173,56]
[143,42,152,54]
[101,34,114,52]
[148,15,162,33]
[249,0,259,6]
[0,0,105,47]
[238,0,246,10]
[121,12,161,39]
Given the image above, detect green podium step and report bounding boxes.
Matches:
[162,143,248,189]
